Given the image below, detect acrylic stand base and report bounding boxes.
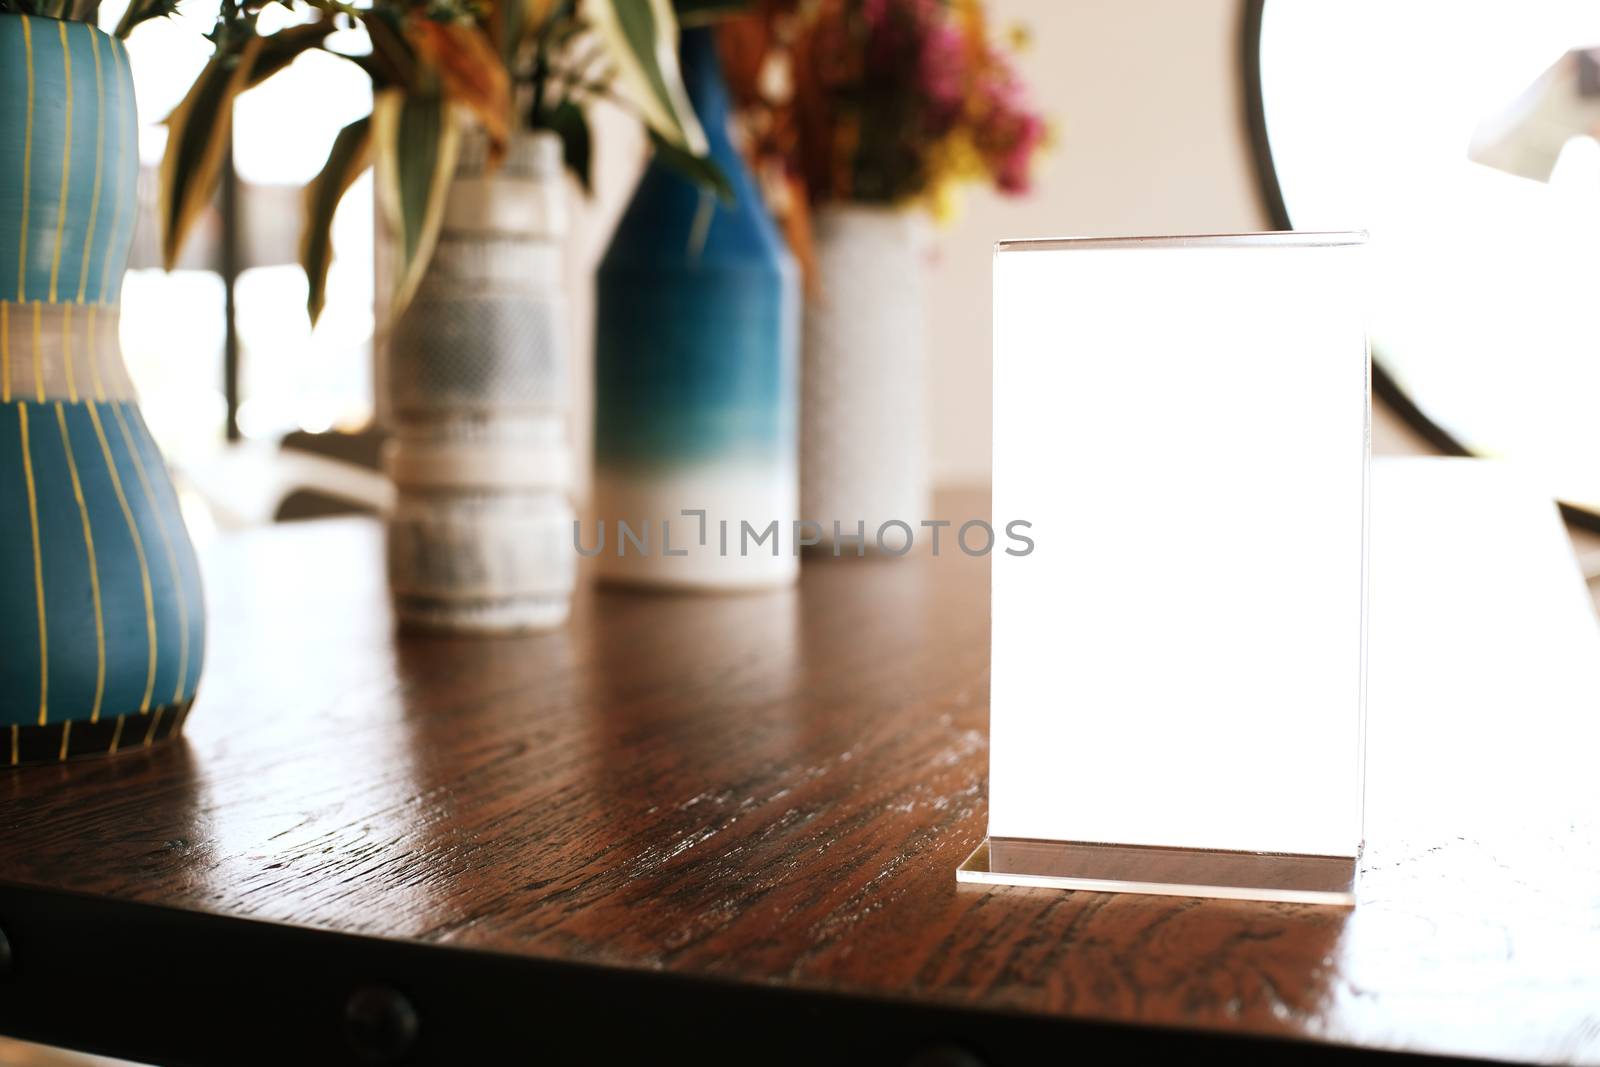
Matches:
[957,837,1357,906]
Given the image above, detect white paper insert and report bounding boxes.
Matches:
[989,235,1368,857]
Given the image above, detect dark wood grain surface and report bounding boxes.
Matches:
[1,489,1597,1065]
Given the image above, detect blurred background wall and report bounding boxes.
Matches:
[566,0,1270,495]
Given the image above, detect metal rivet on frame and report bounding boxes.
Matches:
[344,985,420,1064]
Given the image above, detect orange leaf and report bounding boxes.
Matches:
[776,171,817,295]
[407,18,511,164]
[716,13,772,103]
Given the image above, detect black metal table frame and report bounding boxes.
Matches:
[0,882,1493,1066]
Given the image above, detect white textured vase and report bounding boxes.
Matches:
[382,129,576,632]
[802,204,932,550]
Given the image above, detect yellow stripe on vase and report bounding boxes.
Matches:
[85,400,156,713]
[46,18,72,304]
[15,14,34,304]
[75,24,105,306]
[111,400,188,704]
[1,300,9,404]
[30,300,42,402]
[96,37,131,306]
[61,302,76,401]
[56,400,106,722]
[18,402,48,725]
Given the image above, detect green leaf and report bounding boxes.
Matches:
[542,100,592,193]
[649,129,732,202]
[300,115,372,326]
[354,8,416,91]
[372,88,460,319]
[245,20,336,90]
[583,0,706,155]
[157,22,339,271]
[158,34,263,270]
[499,0,525,72]
[671,0,749,27]
[115,0,180,39]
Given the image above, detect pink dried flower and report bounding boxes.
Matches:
[995,110,1045,193]
[919,23,967,123]
[781,0,1048,205]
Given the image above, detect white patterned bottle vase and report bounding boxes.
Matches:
[383,129,576,632]
[802,204,932,550]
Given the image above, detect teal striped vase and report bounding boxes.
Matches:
[0,14,204,765]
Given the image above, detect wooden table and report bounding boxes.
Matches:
[0,490,1596,1066]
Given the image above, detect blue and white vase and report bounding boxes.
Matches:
[592,27,800,589]
[0,14,205,765]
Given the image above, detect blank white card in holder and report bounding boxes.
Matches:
[962,233,1368,905]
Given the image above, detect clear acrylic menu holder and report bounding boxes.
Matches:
[961,233,1368,905]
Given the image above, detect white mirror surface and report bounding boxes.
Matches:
[1259,1,1600,511]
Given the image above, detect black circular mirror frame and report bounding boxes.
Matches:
[1239,0,1600,530]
